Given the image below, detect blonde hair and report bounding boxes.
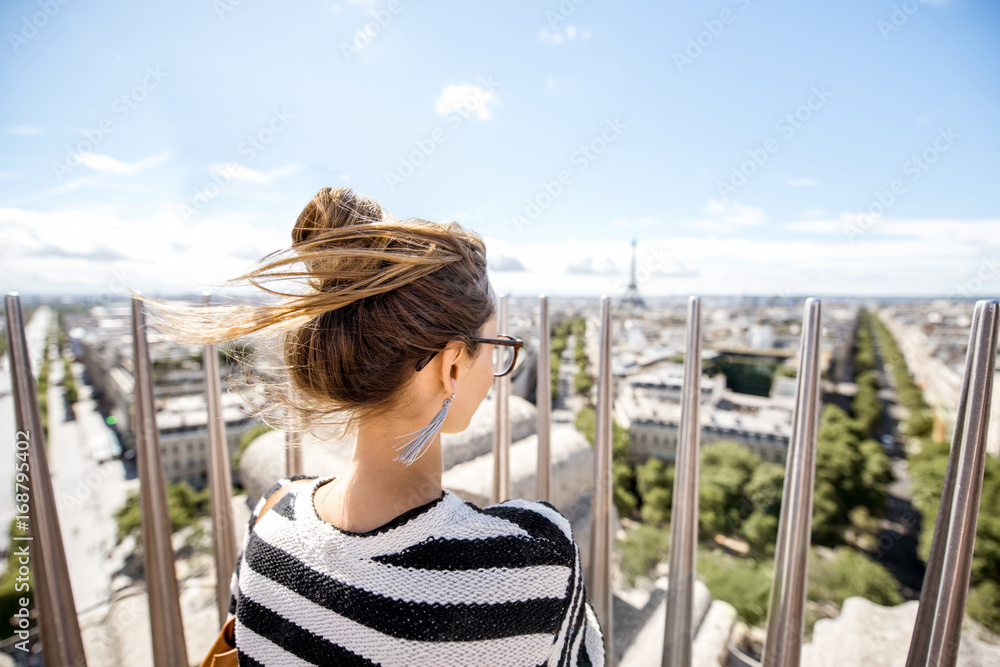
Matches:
[132,187,494,437]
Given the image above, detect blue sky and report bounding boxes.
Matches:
[1,0,998,300]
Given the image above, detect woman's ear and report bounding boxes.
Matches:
[436,342,465,395]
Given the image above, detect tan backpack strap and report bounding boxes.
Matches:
[253,478,315,527]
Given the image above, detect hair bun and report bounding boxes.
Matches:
[292,187,384,246]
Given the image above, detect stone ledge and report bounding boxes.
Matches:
[801,596,1000,667]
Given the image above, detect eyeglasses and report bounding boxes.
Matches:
[415,335,525,378]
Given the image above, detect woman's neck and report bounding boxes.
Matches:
[313,417,445,532]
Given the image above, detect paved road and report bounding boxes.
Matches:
[870,318,925,600]
[45,338,136,613]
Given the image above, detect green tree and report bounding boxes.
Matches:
[851,371,882,438]
[550,351,561,401]
[114,480,211,549]
[574,406,595,444]
[910,438,1000,633]
[741,462,784,555]
[812,404,892,545]
[807,548,903,607]
[616,523,670,588]
[573,367,593,396]
[62,357,78,405]
[635,457,673,525]
[967,581,1000,635]
[904,410,934,438]
[613,461,638,519]
[698,548,773,625]
[741,511,779,555]
[698,442,761,538]
[575,406,637,517]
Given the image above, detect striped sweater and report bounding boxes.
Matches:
[228,474,605,666]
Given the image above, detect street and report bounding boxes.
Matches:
[44,333,136,613]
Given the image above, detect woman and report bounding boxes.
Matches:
[137,187,605,666]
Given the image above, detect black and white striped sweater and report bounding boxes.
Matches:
[228,474,605,666]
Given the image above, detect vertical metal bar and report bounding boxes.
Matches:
[906,299,999,667]
[4,293,88,665]
[285,420,302,477]
[762,297,822,667]
[662,296,701,667]
[493,294,511,504]
[131,295,189,666]
[536,295,552,502]
[590,295,615,664]
[202,293,237,628]
[905,299,979,667]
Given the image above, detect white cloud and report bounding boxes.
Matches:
[0,205,287,295]
[435,84,498,120]
[6,125,43,136]
[4,197,995,300]
[698,199,766,230]
[78,151,171,175]
[613,216,659,228]
[481,212,1000,297]
[539,25,591,45]
[489,254,525,272]
[209,162,302,184]
[786,178,818,187]
[25,177,158,201]
[567,256,619,275]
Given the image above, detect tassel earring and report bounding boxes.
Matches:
[392,393,454,467]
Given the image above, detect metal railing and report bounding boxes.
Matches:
[662,295,702,666]
[493,293,512,505]
[761,297,823,667]
[130,295,189,665]
[906,299,998,667]
[201,293,238,629]
[5,293,998,667]
[4,293,87,666]
[591,296,615,660]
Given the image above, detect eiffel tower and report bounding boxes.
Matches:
[622,238,645,308]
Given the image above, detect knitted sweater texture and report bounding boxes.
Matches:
[228,474,605,666]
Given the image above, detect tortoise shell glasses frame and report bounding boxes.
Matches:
[414,335,524,377]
